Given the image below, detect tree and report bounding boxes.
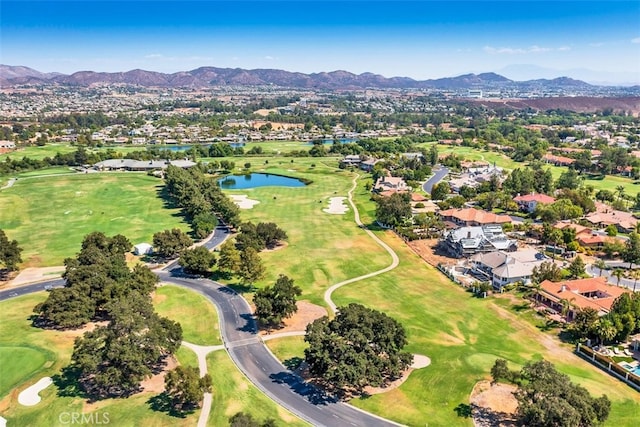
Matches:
[612,268,625,287]
[605,224,618,237]
[514,360,610,427]
[0,229,23,272]
[180,246,216,275]
[70,292,183,398]
[622,232,640,270]
[304,303,412,394]
[374,192,411,227]
[430,181,450,200]
[490,358,511,384]
[594,259,607,277]
[595,316,617,344]
[33,284,94,329]
[255,222,288,249]
[427,144,438,166]
[153,229,193,259]
[217,240,241,274]
[238,247,265,285]
[254,275,302,329]
[165,366,212,411]
[567,256,586,278]
[192,212,218,239]
[229,412,277,427]
[570,307,600,341]
[531,261,563,284]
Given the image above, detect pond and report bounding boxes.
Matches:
[218,173,306,189]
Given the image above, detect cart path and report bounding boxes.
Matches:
[324,174,400,314]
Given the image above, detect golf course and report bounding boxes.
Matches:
[1,153,639,426]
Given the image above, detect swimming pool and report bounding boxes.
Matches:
[621,362,640,376]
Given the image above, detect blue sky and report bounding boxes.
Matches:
[2,1,639,83]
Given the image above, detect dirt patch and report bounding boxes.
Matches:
[470,380,518,427]
[408,239,454,267]
[62,321,108,338]
[259,301,327,336]
[140,356,178,393]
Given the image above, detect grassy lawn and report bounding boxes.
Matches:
[153,284,222,346]
[215,157,392,307]
[265,336,308,369]
[0,173,189,267]
[0,144,78,161]
[206,351,308,426]
[16,167,77,178]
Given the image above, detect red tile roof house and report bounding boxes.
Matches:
[535,277,629,321]
[513,193,556,213]
[438,207,512,228]
[542,153,575,166]
[584,210,638,234]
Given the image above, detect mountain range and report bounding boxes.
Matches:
[0,64,609,91]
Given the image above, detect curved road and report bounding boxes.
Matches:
[0,227,401,427]
[422,166,449,194]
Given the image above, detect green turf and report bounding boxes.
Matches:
[206,351,308,426]
[153,284,222,346]
[0,346,48,397]
[0,173,190,267]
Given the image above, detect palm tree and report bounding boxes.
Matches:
[628,269,640,292]
[594,259,607,277]
[612,268,625,287]
[595,317,617,345]
[616,185,626,208]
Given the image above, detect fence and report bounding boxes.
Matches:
[575,343,640,391]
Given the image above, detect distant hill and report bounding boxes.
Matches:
[0,64,599,91]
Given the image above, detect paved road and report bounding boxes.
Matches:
[586,264,640,292]
[0,278,65,302]
[0,227,401,427]
[422,166,449,194]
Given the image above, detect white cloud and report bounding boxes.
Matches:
[484,45,570,55]
[144,53,164,59]
[264,55,274,60]
[632,37,640,44]
[589,42,605,47]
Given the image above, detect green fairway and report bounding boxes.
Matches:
[17,167,77,178]
[0,173,189,267]
[0,144,78,161]
[206,351,308,426]
[217,157,392,306]
[153,284,222,346]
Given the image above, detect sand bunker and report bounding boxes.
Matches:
[230,194,260,209]
[18,377,53,406]
[323,197,348,214]
[411,354,431,369]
